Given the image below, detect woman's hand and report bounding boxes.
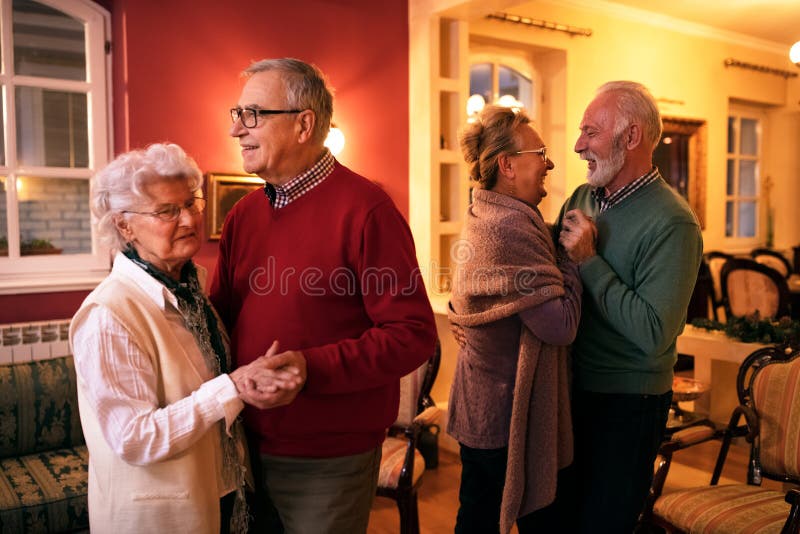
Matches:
[230,341,307,409]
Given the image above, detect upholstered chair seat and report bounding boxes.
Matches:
[654,485,791,533]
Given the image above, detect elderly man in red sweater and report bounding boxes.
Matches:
[210,58,437,534]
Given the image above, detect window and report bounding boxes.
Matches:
[725,109,763,240]
[468,59,534,118]
[0,0,111,293]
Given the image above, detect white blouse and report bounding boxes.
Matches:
[71,254,243,467]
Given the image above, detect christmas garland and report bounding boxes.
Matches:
[691,312,800,346]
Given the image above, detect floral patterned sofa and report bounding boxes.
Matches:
[0,321,88,533]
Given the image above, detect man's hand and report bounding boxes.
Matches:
[450,322,466,348]
[230,342,307,409]
[559,209,597,264]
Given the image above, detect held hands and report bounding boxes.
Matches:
[559,209,598,264]
[230,341,307,409]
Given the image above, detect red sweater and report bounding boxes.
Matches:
[209,162,436,457]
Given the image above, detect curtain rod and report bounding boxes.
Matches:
[724,58,798,79]
[486,12,592,38]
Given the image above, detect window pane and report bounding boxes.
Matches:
[725,201,734,237]
[498,65,532,110]
[727,117,736,153]
[737,201,756,238]
[16,87,88,167]
[738,160,756,196]
[0,178,6,257]
[469,63,492,105]
[13,0,86,81]
[739,118,758,156]
[18,176,91,255]
[726,159,735,195]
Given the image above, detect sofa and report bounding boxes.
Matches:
[0,320,88,533]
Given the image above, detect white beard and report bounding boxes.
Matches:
[584,140,626,188]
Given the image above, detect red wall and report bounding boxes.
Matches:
[0,0,410,324]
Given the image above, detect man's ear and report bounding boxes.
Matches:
[626,123,643,150]
[296,110,317,144]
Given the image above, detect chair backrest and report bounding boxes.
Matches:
[687,259,716,321]
[751,248,792,278]
[703,251,733,305]
[736,346,800,484]
[395,340,441,427]
[721,257,791,319]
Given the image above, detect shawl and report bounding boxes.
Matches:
[449,189,574,533]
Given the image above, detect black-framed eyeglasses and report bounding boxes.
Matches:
[230,107,303,128]
[122,196,206,222]
[513,146,548,163]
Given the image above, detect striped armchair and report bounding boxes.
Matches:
[640,345,800,533]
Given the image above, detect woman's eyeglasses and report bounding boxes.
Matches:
[513,146,548,163]
[123,196,206,222]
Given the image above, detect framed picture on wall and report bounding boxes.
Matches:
[206,173,264,240]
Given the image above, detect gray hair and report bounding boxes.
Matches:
[244,58,334,145]
[92,143,203,252]
[459,105,532,190]
[596,81,662,148]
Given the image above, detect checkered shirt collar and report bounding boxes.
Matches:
[591,166,660,213]
[264,149,335,208]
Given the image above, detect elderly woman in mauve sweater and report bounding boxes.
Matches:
[447,105,584,534]
[69,143,303,534]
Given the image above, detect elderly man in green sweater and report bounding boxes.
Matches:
[556,80,703,533]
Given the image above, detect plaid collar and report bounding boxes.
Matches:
[264,149,335,209]
[591,166,660,213]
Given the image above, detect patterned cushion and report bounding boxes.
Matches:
[396,364,426,427]
[752,359,800,479]
[0,445,89,533]
[378,436,425,489]
[727,270,780,318]
[0,357,84,458]
[654,484,790,533]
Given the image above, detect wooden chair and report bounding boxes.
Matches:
[751,247,793,278]
[640,345,800,533]
[703,251,734,321]
[376,340,441,534]
[721,257,791,320]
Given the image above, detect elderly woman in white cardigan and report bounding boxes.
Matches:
[70,143,304,534]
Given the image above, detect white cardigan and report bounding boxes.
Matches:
[70,256,245,533]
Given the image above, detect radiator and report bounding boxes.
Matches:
[0,319,72,364]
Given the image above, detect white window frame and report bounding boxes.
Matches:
[724,105,765,249]
[0,0,112,294]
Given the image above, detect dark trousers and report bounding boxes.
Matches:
[569,389,672,534]
[455,443,568,534]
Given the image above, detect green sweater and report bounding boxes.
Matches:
[556,177,703,395]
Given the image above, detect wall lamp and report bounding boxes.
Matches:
[791,41,800,66]
[324,124,345,156]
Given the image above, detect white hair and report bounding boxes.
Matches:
[92,143,203,252]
